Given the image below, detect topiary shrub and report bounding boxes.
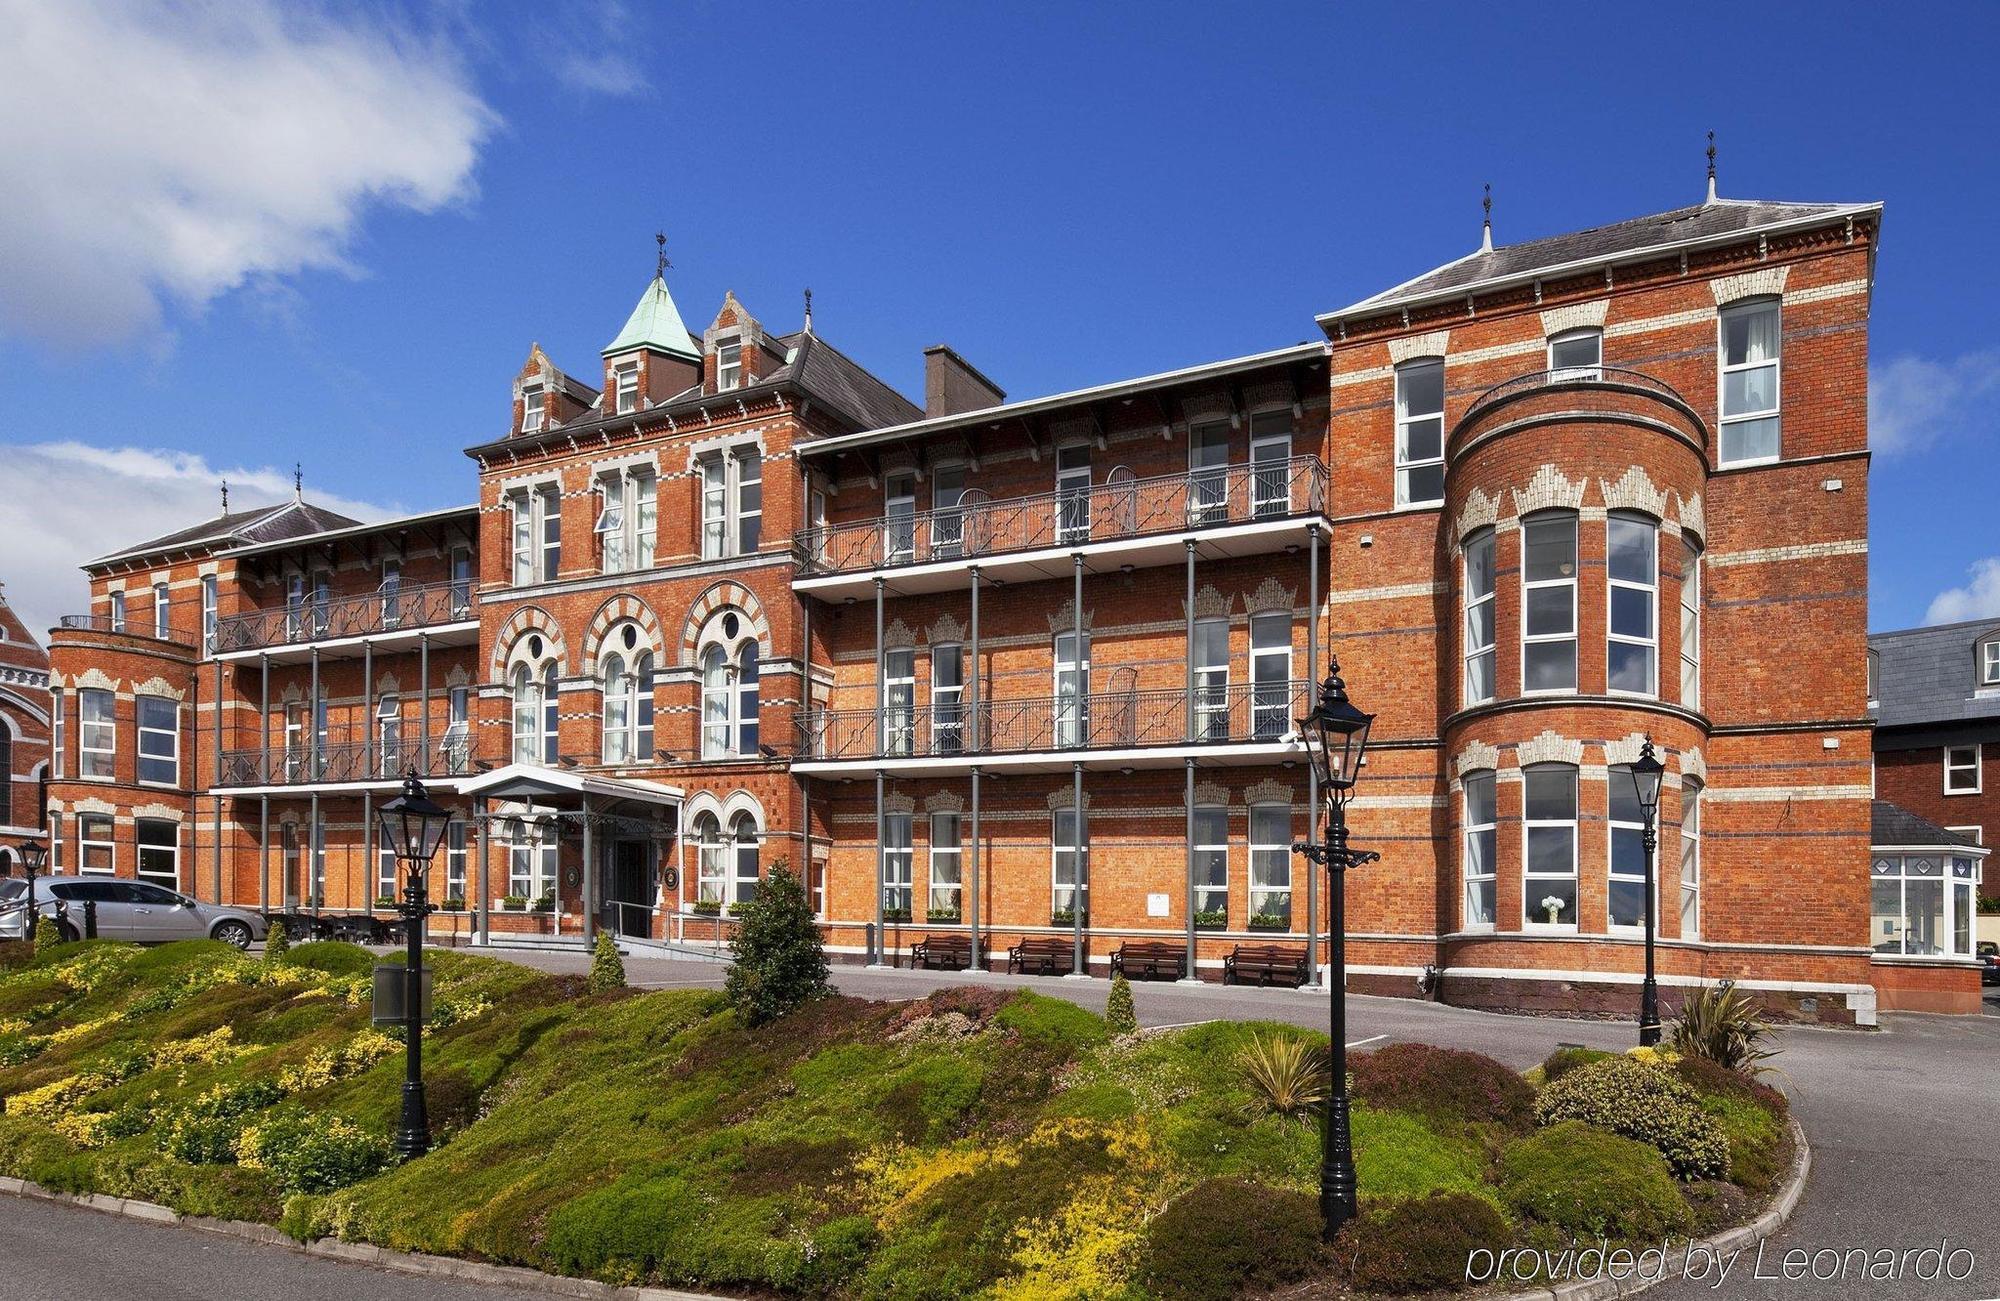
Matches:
[1539,1045,1614,1084]
[1499,1120,1692,1240]
[32,917,62,952]
[263,921,290,965]
[1535,1056,1728,1179]
[1135,1177,1325,1301]
[1103,972,1137,1036]
[1352,1043,1535,1133]
[724,860,831,1028]
[283,941,374,979]
[1337,1191,1511,1294]
[588,930,626,993]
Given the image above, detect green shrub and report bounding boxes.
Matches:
[588,931,626,993]
[237,1112,390,1193]
[1352,1043,1535,1132]
[1339,1191,1511,1294]
[1670,983,1780,1077]
[158,1080,283,1164]
[283,941,374,979]
[1499,1121,1691,1240]
[32,917,62,952]
[992,990,1107,1053]
[1136,1177,1325,1301]
[1103,972,1137,1036]
[1673,1054,1788,1121]
[1240,1030,1327,1121]
[1535,1057,1728,1180]
[1353,1105,1494,1206]
[1539,1045,1614,1084]
[723,861,830,1028]
[423,1065,483,1138]
[1673,1057,1790,1193]
[263,921,290,964]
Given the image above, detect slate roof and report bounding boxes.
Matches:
[1868,618,2000,729]
[1872,800,1981,850]
[87,500,362,570]
[775,331,923,431]
[1323,197,1881,323]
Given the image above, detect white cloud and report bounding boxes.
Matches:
[1869,349,2000,456]
[1926,557,2000,626]
[0,0,494,347]
[0,441,399,637]
[547,1,647,97]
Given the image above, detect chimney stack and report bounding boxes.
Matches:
[923,345,1005,418]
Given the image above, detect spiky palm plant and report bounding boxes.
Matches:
[1239,1031,1329,1122]
[1668,982,1780,1078]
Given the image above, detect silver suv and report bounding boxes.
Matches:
[4,876,267,950]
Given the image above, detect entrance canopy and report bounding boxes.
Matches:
[459,763,684,811]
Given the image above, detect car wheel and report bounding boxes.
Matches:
[212,920,254,951]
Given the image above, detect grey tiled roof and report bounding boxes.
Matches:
[774,331,924,430]
[1332,197,1878,320]
[87,500,362,569]
[1868,618,2000,729]
[1872,800,1979,849]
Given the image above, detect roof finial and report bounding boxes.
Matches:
[220,478,229,513]
[803,287,813,334]
[1480,182,1493,253]
[654,230,670,279]
[293,463,303,501]
[1705,131,1718,204]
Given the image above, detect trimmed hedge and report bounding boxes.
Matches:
[1339,1191,1512,1294]
[1535,1056,1729,1180]
[1136,1177,1325,1301]
[1352,1043,1536,1133]
[1500,1121,1692,1241]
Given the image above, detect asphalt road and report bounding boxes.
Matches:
[10,948,1997,1300]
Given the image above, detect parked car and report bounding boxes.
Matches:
[1979,941,1999,987]
[5,875,267,949]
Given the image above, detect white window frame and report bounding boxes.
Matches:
[376,694,401,777]
[108,591,126,634]
[50,691,64,780]
[79,687,115,780]
[1249,409,1293,517]
[1680,782,1702,939]
[882,648,915,756]
[136,695,179,787]
[1521,513,1578,695]
[1547,328,1603,382]
[883,472,916,563]
[380,558,401,627]
[78,814,115,875]
[1192,804,1228,922]
[1982,639,2000,686]
[931,464,967,558]
[510,486,561,585]
[135,818,178,884]
[1054,632,1089,748]
[715,338,742,391]
[698,449,759,560]
[1523,764,1579,930]
[1946,825,1984,846]
[595,471,654,575]
[1189,419,1231,523]
[521,385,546,433]
[1945,744,1982,795]
[201,575,217,654]
[1606,512,1658,698]
[734,643,758,755]
[444,823,468,902]
[506,820,555,901]
[614,363,639,414]
[1250,611,1292,740]
[1463,528,1496,706]
[152,583,170,639]
[730,812,760,904]
[883,812,913,916]
[1462,770,1496,930]
[693,812,726,905]
[285,574,304,639]
[449,547,473,616]
[1051,808,1087,919]
[1248,803,1293,929]
[1607,764,1649,934]
[1056,444,1092,542]
[1871,852,1979,958]
[1717,298,1781,466]
[1393,358,1446,508]
[928,812,962,919]
[443,685,471,772]
[1192,617,1229,741]
[1681,540,1702,709]
[931,643,964,754]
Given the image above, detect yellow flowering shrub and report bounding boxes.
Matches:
[277,1029,401,1094]
[49,946,138,994]
[7,1071,113,1119]
[43,1014,121,1046]
[1626,1045,1682,1067]
[856,1142,1012,1219]
[0,1017,31,1037]
[51,1111,114,1149]
[150,1025,243,1068]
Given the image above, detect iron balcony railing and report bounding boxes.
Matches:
[1459,366,1694,430]
[213,578,475,654]
[795,454,1329,575]
[798,679,1310,761]
[55,614,196,647]
[218,731,472,787]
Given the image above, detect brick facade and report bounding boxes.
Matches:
[0,587,51,863]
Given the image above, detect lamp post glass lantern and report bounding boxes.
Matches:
[376,771,451,1159]
[16,838,47,941]
[1628,740,1666,1047]
[1292,656,1375,1241]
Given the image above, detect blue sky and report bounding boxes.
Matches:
[2,1,1996,633]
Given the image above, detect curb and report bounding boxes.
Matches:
[1486,1117,1813,1301]
[0,1175,726,1301]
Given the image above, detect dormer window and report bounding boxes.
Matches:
[614,364,639,414]
[1548,328,1602,382]
[1981,636,2000,686]
[716,338,742,391]
[522,386,546,433]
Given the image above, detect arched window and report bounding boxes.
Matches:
[600,629,657,766]
[701,645,730,758]
[511,664,539,764]
[735,643,760,755]
[731,812,760,903]
[693,812,725,905]
[541,664,558,763]
[697,614,759,760]
[601,652,630,763]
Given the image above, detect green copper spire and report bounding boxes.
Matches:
[603,234,699,360]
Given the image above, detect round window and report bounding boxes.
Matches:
[722,612,740,639]
[528,634,544,659]
[621,624,638,650]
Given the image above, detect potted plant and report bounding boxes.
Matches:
[531,891,555,913]
[440,895,465,911]
[1247,911,1289,932]
[499,895,527,911]
[1539,895,1567,925]
[1194,906,1229,931]
[1051,906,1086,927]
[926,908,962,924]
[691,899,722,916]
[373,895,397,910]
[882,905,913,923]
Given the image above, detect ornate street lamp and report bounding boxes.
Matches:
[376,771,451,1159]
[17,838,47,943]
[1628,740,1666,1047]
[1292,655,1377,1241]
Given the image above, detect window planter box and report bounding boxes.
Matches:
[1246,914,1290,933]
[925,910,963,924]
[373,896,397,910]
[531,895,555,914]
[439,898,465,912]
[1050,909,1088,928]
[499,896,527,912]
[690,901,723,916]
[1193,909,1229,931]
[881,907,913,924]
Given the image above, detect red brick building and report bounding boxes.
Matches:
[0,584,52,876]
[40,179,1960,1018]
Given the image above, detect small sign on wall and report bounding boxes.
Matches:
[1146,892,1170,918]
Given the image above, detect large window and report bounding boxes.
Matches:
[1607,513,1658,696]
[1054,632,1089,748]
[595,470,657,574]
[1394,359,1445,507]
[153,583,170,639]
[443,686,471,772]
[1056,444,1093,543]
[613,364,638,414]
[1522,514,1577,693]
[716,339,742,391]
[883,812,913,917]
[201,575,217,654]
[444,823,468,903]
[1680,783,1701,938]
[931,466,967,558]
[1871,852,1981,957]
[1250,410,1293,517]
[1051,808,1087,920]
[883,473,916,563]
[510,659,556,765]
[140,695,183,786]
[932,644,964,753]
[376,695,401,777]
[1249,804,1293,929]
[1250,613,1292,739]
[1192,618,1229,740]
[1680,540,1702,708]
[136,819,178,884]
[694,813,725,906]
[79,815,115,874]
[1548,328,1603,382]
[1523,765,1578,927]
[510,486,561,585]
[1945,744,1982,795]
[506,820,555,901]
[450,547,474,616]
[700,449,761,559]
[1463,529,1496,705]
[79,688,115,779]
[1189,420,1230,523]
[521,386,545,432]
[1608,764,1648,930]
[380,559,402,627]
[879,648,915,756]
[928,813,962,919]
[50,691,63,779]
[731,813,760,904]
[108,591,126,633]
[1462,771,1496,928]
[1193,805,1228,923]
[699,625,759,759]
[1718,299,1781,465]
[601,638,655,765]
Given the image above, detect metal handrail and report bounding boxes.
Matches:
[799,679,1310,760]
[54,614,196,647]
[218,734,472,787]
[1460,366,1692,428]
[213,578,476,654]
[794,455,1329,575]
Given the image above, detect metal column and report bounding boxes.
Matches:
[1306,522,1321,985]
[1184,540,1196,741]
[309,648,320,780]
[213,656,224,901]
[1184,758,1197,980]
[1071,760,1085,973]
[362,791,374,910]
[259,654,270,782]
[419,634,430,772]
[362,641,374,776]
[969,766,982,971]
[872,769,886,965]
[474,797,490,943]
[258,795,269,914]
[968,566,980,750]
[581,794,595,944]
[309,789,320,915]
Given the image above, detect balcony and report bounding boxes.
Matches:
[793,456,1330,600]
[213,579,478,661]
[795,680,1310,775]
[217,732,471,790]
[54,614,196,648]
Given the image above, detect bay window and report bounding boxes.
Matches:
[79,688,115,779]
[1249,803,1293,929]
[1608,764,1648,930]
[928,813,962,918]
[136,818,178,884]
[79,814,115,874]
[1718,299,1781,465]
[1607,513,1658,696]
[137,695,178,786]
[1680,782,1701,938]
[1463,529,1496,705]
[1522,513,1577,693]
[1871,853,1981,957]
[1462,771,1496,928]
[1394,358,1445,507]
[1524,764,1578,927]
[1193,805,1228,923]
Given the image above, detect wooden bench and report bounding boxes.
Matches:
[1110,939,1187,981]
[1008,936,1079,976]
[1223,943,1309,988]
[910,933,974,971]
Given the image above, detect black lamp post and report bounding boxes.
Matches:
[376,771,451,1160]
[17,838,47,943]
[1292,655,1376,1242]
[1629,740,1666,1047]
